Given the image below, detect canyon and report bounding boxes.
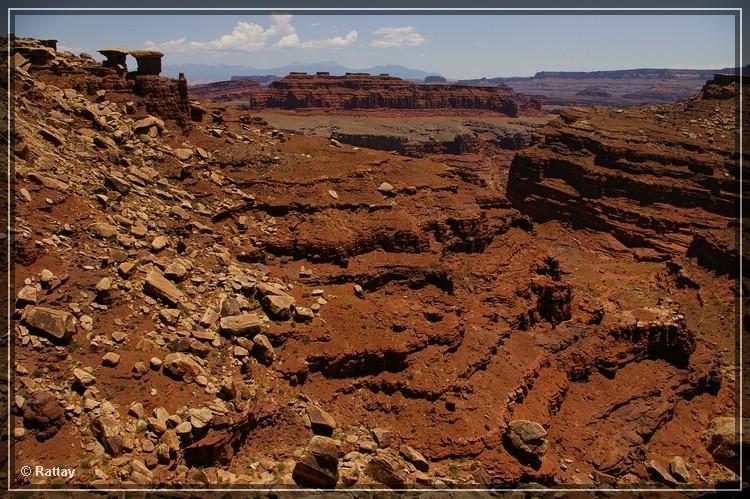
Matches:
[6,38,745,491]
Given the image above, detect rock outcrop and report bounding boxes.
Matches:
[507,74,745,263]
[12,38,193,127]
[192,73,541,116]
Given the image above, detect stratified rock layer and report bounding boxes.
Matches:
[191,73,541,116]
[507,74,745,269]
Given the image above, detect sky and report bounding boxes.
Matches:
[12,13,737,79]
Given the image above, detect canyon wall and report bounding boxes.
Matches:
[507,74,746,272]
[191,73,542,116]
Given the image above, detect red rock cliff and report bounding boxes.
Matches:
[507,74,746,269]
[192,73,541,116]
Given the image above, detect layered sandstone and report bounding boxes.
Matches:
[507,74,745,269]
[192,72,541,116]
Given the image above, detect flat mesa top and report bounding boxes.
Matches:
[129,50,164,58]
[98,47,129,55]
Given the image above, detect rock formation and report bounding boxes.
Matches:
[192,72,542,116]
[10,38,193,127]
[507,73,745,266]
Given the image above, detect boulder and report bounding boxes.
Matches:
[365,452,410,488]
[151,235,169,252]
[163,352,204,382]
[164,262,187,281]
[22,306,76,342]
[372,428,393,448]
[91,416,125,456]
[16,285,38,306]
[252,334,275,365]
[705,417,741,461]
[73,368,96,387]
[102,352,121,367]
[219,314,261,336]
[670,456,690,483]
[144,270,184,305]
[307,405,336,437]
[399,444,429,472]
[292,436,339,488]
[21,391,64,429]
[264,294,296,321]
[505,420,548,459]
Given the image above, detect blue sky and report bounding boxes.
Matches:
[13,14,736,78]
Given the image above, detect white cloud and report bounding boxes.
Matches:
[301,30,357,49]
[370,26,425,48]
[145,15,356,53]
[274,33,301,49]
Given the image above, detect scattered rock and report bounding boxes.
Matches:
[670,456,690,483]
[101,352,121,367]
[399,444,429,472]
[252,334,275,365]
[219,314,261,336]
[144,270,184,305]
[163,352,205,382]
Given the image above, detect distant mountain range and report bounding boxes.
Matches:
[166,61,443,85]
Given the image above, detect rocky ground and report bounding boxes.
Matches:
[6,40,745,490]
